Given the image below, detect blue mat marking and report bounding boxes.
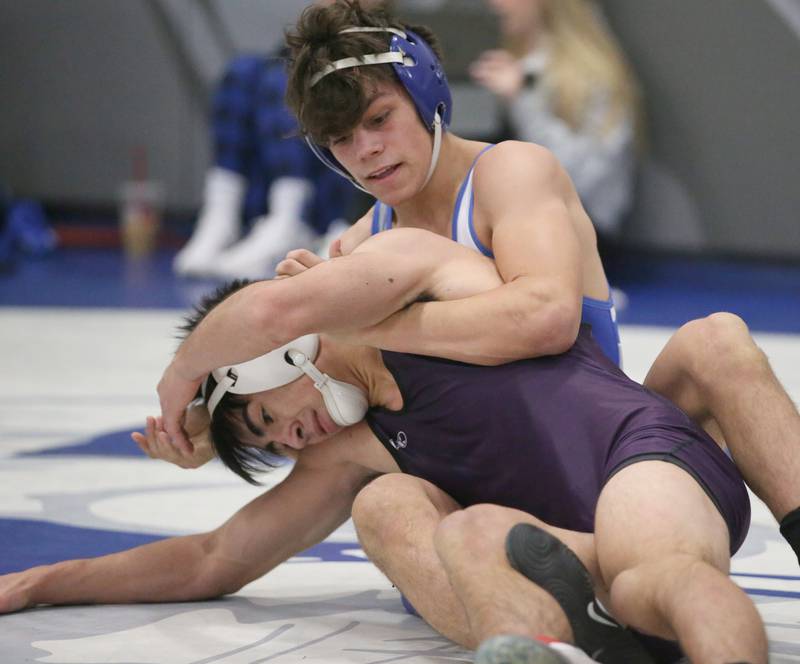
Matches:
[19,428,146,458]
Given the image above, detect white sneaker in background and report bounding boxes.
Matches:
[173,168,245,277]
[209,213,319,281]
[316,218,352,259]
[173,213,239,277]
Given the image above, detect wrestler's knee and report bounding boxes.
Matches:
[679,313,765,386]
[352,474,449,562]
[434,504,512,563]
[351,475,409,547]
[352,474,403,520]
[607,553,710,635]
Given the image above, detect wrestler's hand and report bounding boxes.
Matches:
[0,571,36,614]
[132,406,215,469]
[275,248,326,278]
[469,49,524,100]
[157,361,204,455]
[328,237,344,258]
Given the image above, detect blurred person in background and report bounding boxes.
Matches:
[471,0,644,238]
[173,45,356,280]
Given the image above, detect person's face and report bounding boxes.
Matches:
[327,81,433,205]
[486,0,545,41]
[238,376,344,454]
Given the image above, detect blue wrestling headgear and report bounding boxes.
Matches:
[203,334,368,427]
[306,26,452,193]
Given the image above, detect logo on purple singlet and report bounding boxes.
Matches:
[389,431,408,450]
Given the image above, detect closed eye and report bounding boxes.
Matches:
[261,407,273,426]
[330,133,351,146]
[369,111,390,127]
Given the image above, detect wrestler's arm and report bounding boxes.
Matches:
[157,231,436,449]
[352,143,584,364]
[331,209,374,257]
[274,209,373,278]
[0,439,372,613]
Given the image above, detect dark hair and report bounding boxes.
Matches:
[285,0,442,145]
[180,279,286,484]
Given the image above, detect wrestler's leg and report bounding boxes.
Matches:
[644,312,800,522]
[351,474,472,645]
[431,503,603,646]
[595,460,767,663]
[352,475,598,649]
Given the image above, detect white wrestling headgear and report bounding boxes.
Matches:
[202,334,369,427]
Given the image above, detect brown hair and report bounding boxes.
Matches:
[285,0,441,145]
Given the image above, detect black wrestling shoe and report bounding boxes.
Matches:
[475,635,570,664]
[505,523,657,664]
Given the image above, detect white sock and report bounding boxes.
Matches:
[173,167,245,276]
[210,177,316,280]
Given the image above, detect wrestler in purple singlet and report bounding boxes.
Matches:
[366,325,750,554]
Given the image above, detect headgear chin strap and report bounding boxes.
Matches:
[305,26,451,194]
[202,334,369,427]
[286,349,369,426]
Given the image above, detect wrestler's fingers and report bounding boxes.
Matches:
[148,417,171,458]
[275,258,307,278]
[147,416,174,459]
[153,428,179,461]
[157,430,193,467]
[155,415,192,459]
[285,248,324,268]
[131,431,152,457]
[329,238,343,258]
[133,417,157,458]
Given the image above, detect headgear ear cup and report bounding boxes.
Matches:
[286,350,369,426]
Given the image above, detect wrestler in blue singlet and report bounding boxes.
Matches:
[366,325,750,554]
[370,145,622,366]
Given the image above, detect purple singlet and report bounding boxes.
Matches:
[365,325,750,553]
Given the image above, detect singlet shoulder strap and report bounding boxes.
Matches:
[451,144,496,257]
[371,144,496,241]
[370,201,394,235]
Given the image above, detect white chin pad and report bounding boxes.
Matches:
[318,378,370,426]
[286,349,369,426]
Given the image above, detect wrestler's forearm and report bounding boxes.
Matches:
[355,281,580,365]
[173,250,431,380]
[173,281,290,381]
[16,534,233,609]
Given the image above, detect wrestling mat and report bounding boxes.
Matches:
[1,308,799,662]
